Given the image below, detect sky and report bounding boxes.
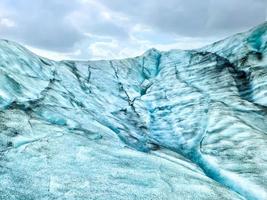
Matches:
[0,0,266,60]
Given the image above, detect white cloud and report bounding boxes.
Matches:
[0,0,265,60]
[26,46,71,61]
[0,18,15,28]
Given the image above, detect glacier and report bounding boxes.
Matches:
[1,22,267,200]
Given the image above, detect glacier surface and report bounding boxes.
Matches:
[1,22,267,200]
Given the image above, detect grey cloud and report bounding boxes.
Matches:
[99,0,266,37]
[0,0,128,52]
[0,0,265,59]
[86,21,128,39]
[68,4,129,40]
[0,0,83,51]
[206,0,266,32]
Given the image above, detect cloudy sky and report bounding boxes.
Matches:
[0,0,266,60]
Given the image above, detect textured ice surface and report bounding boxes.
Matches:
[1,23,267,200]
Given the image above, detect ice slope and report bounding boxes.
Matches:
[0,22,267,200]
